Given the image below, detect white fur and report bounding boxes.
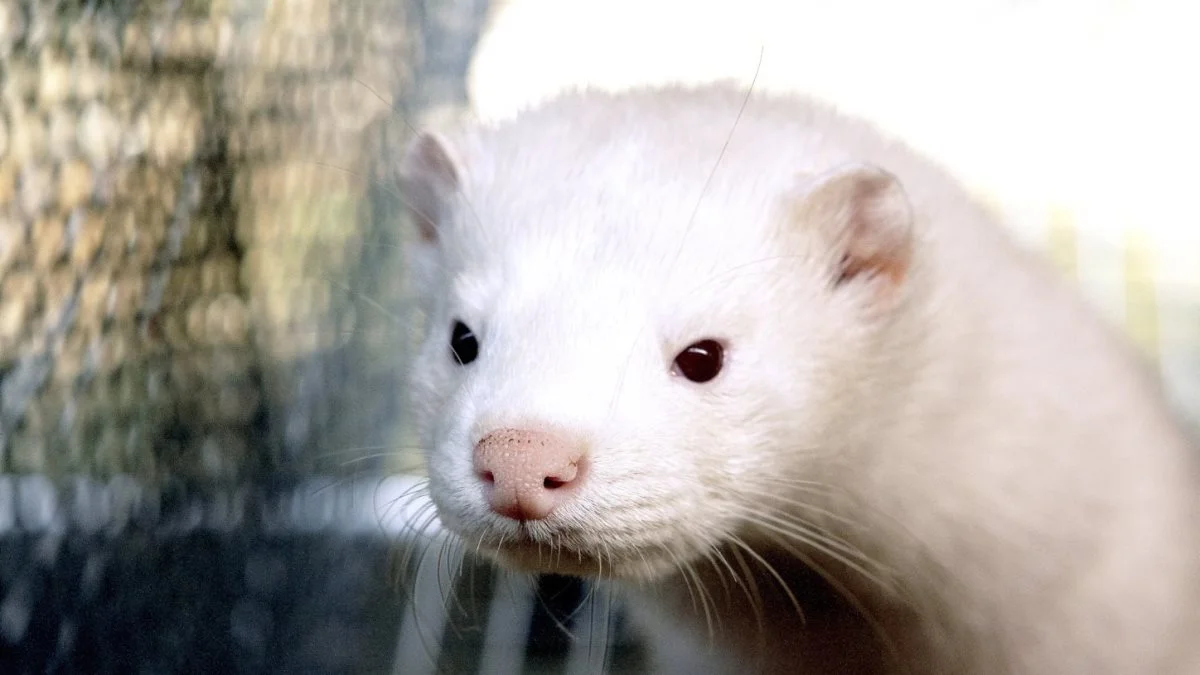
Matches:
[402,84,1200,674]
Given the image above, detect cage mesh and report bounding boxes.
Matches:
[0,0,465,481]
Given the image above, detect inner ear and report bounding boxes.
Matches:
[397,131,462,244]
[794,163,914,291]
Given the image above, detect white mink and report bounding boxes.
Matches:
[398,83,1200,674]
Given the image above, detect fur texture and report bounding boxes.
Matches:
[400,84,1200,674]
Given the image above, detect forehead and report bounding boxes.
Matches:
[446,123,793,302]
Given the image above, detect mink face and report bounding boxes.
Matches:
[399,87,917,582]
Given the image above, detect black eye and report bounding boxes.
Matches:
[449,320,479,365]
[672,339,724,383]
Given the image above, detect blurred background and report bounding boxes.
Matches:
[0,0,1196,673]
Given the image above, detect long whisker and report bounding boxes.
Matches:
[748,484,860,529]
[375,478,432,530]
[732,507,890,589]
[319,273,401,322]
[350,78,490,244]
[602,46,767,446]
[706,544,768,646]
[728,535,806,625]
[338,452,420,468]
[395,508,441,573]
[664,544,702,624]
[754,528,906,672]
[530,575,582,641]
[312,443,424,459]
[602,583,616,675]
[351,76,419,136]
[666,45,766,282]
[750,504,872,562]
[688,254,809,294]
[700,546,734,602]
[437,535,471,640]
[685,560,719,644]
[725,543,770,655]
[407,529,451,667]
[308,159,442,228]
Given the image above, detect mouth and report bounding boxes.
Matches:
[460,522,693,582]
[428,489,714,581]
[487,536,609,577]
[462,523,603,576]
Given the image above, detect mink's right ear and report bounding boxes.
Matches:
[397,131,462,244]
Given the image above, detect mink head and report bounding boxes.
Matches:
[398,87,917,581]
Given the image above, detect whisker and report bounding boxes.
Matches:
[709,545,765,636]
[603,583,617,675]
[465,537,484,649]
[311,443,423,459]
[407,529,452,667]
[586,578,599,671]
[660,543,719,646]
[665,544,702,622]
[754,528,905,671]
[732,507,889,589]
[308,158,437,224]
[351,78,491,248]
[700,546,734,602]
[747,502,869,557]
[688,254,810,294]
[353,77,420,136]
[728,535,806,625]
[375,479,434,591]
[396,508,441,573]
[301,475,345,497]
[603,47,766,435]
[531,575,583,642]
[317,273,401,323]
[666,45,766,282]
[685,561,719,644]
[374,477,432,527]
[335,452,419,469]
[746,474,841,490]
[724,542,769,655]
[437,535,470,640]
[756,490,860,530]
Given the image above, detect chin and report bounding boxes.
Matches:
[476,532,697,583]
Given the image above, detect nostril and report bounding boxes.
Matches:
[480,470,495,484]
[541,460,581,491]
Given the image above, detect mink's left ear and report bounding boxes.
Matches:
[792,163,914,295]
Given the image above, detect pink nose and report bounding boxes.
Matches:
[473,428,588,521]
